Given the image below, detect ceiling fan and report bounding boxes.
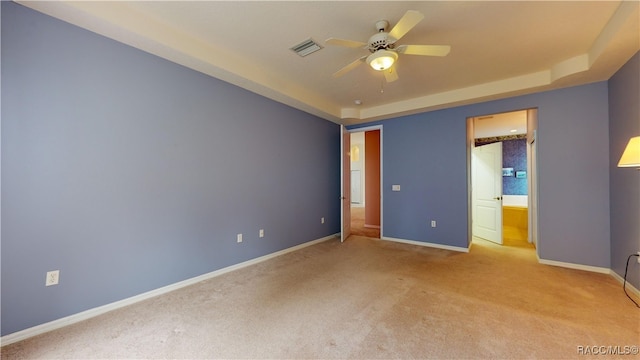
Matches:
[326,10,451,83]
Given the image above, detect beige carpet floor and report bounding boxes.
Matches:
[2,236,639,359]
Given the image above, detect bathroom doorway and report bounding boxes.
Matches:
[469,109,537,249]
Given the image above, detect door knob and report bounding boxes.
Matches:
[494,196,502,200]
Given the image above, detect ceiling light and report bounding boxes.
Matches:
[367,50,397,71]
[354,100,362,105]
[510,129,518,133]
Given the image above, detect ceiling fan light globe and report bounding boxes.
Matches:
[367,50,397,71]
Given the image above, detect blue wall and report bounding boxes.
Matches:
[378,112,469,248]
[502,139,527,195]
[352,82,611,268]
[608,51,640,289]
[1,2,340,336]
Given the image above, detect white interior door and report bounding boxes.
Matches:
[340,125,351,242]
[472,142,503,244]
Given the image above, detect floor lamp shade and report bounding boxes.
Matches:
[617,136,640,167]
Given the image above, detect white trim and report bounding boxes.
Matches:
[0,234,338,346]
[537,257,610,274]
[381,236,469,253]
[340,124,346,243]
[609,270,640,297]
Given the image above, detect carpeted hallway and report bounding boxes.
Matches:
[2,236,638,359]
[350,206,380,238]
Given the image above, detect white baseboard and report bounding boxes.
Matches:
[0,233,338,347]
[537,257,611,274]
[609,270,640,297]
[536,257,640,297]
[381,236,469,253]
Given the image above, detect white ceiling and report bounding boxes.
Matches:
[473,110,528,138]
[19,1,640,126]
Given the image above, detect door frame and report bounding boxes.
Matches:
[467,109,539,249]
[526,108,540,257]
[342,125,383,241]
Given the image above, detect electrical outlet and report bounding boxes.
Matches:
[45,270,59,286]
[259,229,264,238]
[237,234,243,243]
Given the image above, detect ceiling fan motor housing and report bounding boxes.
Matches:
[368,32,395,52]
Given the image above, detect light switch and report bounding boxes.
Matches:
[392,185,401,191]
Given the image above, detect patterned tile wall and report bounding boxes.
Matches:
[502,138,527,195]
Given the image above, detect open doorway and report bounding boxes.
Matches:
[349,129,381,239]
[469,109,537,250]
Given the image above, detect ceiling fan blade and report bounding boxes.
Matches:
[396,45,451,56]
[384,66,399,83]
[325,37,367,48]
[332,56,367,78]
[388,10,424,42]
